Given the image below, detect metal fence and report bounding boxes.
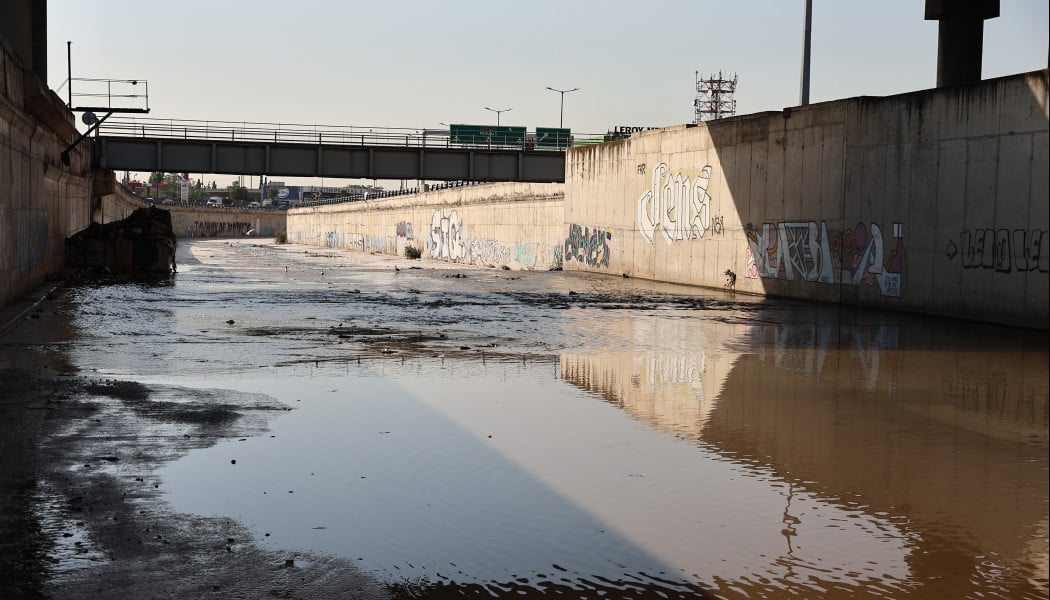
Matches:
[94,117,603,152]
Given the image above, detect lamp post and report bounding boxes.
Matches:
[484,107,511,126]
[546,86,579,128]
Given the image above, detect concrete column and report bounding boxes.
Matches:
[925,0,1000,88]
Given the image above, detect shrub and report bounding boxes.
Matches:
[404,245,422,259]
[275,231,288,244]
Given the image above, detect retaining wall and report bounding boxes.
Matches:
[565,70,1049,329]
[285,71,1048,328]
[0,39,92,308]
[287,183,565,270]
[103,186,287,239]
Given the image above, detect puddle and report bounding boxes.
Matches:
[154,367,915,598]
[7,239,1046,599]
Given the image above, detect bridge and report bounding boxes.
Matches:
[88,117,587,184]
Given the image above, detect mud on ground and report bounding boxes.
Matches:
[0,287,391,600]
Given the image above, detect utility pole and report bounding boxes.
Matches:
[800,0,812,105]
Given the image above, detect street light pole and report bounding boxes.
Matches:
[546,86,579,128]
[484,107,511,126]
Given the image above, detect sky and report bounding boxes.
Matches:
[45,0,1048,186]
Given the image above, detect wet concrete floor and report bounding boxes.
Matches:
[1,238,1047,599]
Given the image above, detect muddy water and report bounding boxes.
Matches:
[51,240,1050,597]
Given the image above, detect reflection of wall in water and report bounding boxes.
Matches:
[749,321,899,390]
[703,343,1048,598]
[559,318,743,437]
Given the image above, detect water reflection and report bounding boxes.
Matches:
[53,240,1049,598]
[561,310,1049,599]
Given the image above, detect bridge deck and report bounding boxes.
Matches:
[91,117,570,183]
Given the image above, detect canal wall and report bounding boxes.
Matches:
[287,183,565,270]
[565,69,1049,329]
[283,70,1048,329]
[104,185,287,239]
[0,38,93,309]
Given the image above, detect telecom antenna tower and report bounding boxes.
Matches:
[693,71,738,123]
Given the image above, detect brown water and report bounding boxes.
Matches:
[52,240,1050,598]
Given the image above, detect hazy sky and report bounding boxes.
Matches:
[45,1,1048,186]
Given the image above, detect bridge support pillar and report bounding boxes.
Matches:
[924,0,999,88]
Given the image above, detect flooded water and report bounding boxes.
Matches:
[36,240,1050,598]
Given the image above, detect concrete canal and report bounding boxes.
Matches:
[1,238,1046,599]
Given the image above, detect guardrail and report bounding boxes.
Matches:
[94,117,606,151]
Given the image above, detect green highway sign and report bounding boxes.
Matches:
[450,124,526,147]
[535,127,571,150]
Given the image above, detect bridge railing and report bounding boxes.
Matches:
[94,117,605,151]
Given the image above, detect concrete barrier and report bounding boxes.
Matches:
[276,70,1050,329]
[564,70,1048,329]
[288,183,565,270]
[103,186,287,239]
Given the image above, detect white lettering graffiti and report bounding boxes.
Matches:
[637,163,712,244]
[429,209,466,261]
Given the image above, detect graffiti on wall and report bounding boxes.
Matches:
[428,209,466,261]
[514,242,563,270]
[638,163,713,244]
[946,228,1048,273]
[745,221,904,297]
[324,231,343,249]
[564,223,613,268]
[187,221,252,237]
[396,221,415,240]
[395,220,415,255]
[469,238,512,267]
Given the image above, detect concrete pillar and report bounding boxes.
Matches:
[925,0,1000,88]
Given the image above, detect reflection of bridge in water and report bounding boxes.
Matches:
[89,117,600,183]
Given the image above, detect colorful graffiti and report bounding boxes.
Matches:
[565,224,613,268]
[395,221,415,240]
[428,209,466,261]
[513,242,563,270]
[745,220,904,297]
[395,221,415,255]
[637,163,713,244]
[948,228,1048,273]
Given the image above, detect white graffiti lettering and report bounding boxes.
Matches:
[428,209,466,261]
[638,163,712,244]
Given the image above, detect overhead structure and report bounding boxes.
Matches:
[924,0,1000,87]
[694,71,738,123]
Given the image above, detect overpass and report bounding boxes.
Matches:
[89,117,571,183]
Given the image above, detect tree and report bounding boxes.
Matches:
[148,171,164,184]
[189,180,205,203]
[229,182,247,205]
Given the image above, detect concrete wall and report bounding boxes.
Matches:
[565,70,1049,329]
[0,38,92,309]
[102,186,287,239]
[287,183,565,270]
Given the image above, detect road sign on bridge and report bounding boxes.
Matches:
[450,124,526,147]
[535,127,571,150]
